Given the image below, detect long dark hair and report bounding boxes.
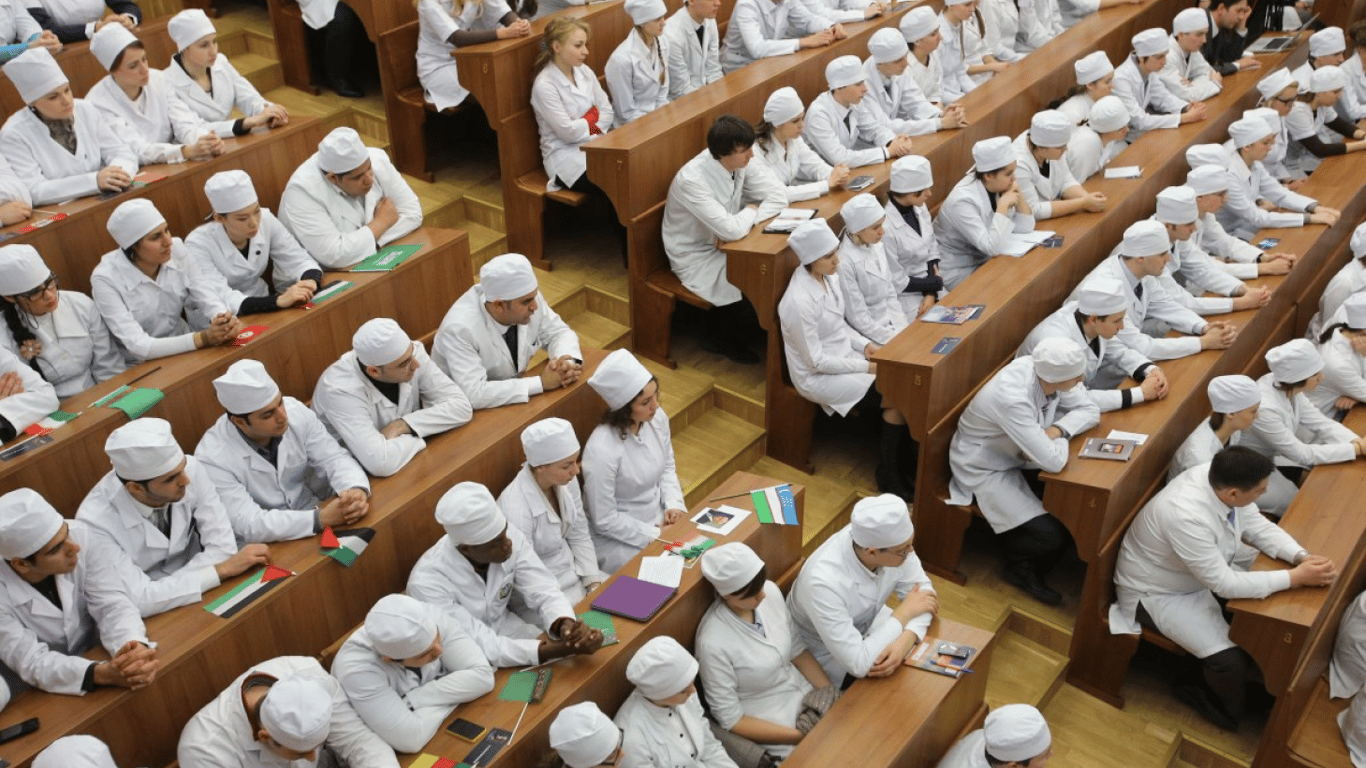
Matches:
[1,302,42,377]
[602,376,659,439]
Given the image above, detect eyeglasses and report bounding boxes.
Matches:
[1274,94,1298,104]
[16,273,57,301]
[880,544,915,559]
[601,734,626,766]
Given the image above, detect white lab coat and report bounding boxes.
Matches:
[297,0,339,28]
[0,99,138,206]
[801,90,888,168]
[1196,208,1262,269]
[1160,38,1221,102]
[1343,54,1366,121]
[937,13,988,102]
[836,235,907,345]
[616,689,739,768]
[1057,92,1096,124]
[0,146,29,206]
[406,530,574,668]
[581,410,686,574]
[1342,692,1366,768]
[194,397,371,544]
[1012,131,1080,220]
[431,284,581,409]
[907,52,946,107]
[788,526,934,682]
[978,0,1023,62]
[76,460,239,615]
[719,0,828,73]
[859,56,943,137]
[1217,148,1316,240]
[935,729,990,768]
[1072,253,1205,362]
[1310,330,1366,415]
[661,148,785,305]
[278,148,423,269]
[935,172,1035,290]
[1111,56,1186,139]
[497,463,607,603]
[695,581,812,757]
[948,355,1100,532]
[0,0,38,44]
[1309,259,1366,341]
[1018,301,1152,412]
[85,70,212,165]
[1110,462,1303,657]
[530,62,614,191]
[1284,100,1337,176]
[416,0,511,111]
[0,522,148,697]
[1332,592,1366,698]
[1242,372,1358,469]
[0,291,125,399]
[1064,124,1126,182]
[1163,231,1242,311]
[751,134,831,202]
[882,198,940,316]
[607,30,671,128]
[331,603,495,753]
[29,0,105,31]
[185,209,320,306]
[163,56,271,138]
[1170,420,1238,480]
[310,345,473,478]
[89,241,228,362]
[778,267,874,417]
[663,8,721,99]
[0,348,55,437]
[178,655,400,768]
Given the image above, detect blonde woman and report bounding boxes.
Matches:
[530,18,614,193]
[164,10,288,138]
[416,0,530,111]
[606,0,670,127]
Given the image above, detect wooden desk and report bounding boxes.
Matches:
[0,116,326,296]
[0,19,173,113]
[401,470,804,767]
[0,228,472,513]
[0,348,613,768]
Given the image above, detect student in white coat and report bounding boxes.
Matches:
[187,170,322,319]
[1250,72,1302,182]
[0,245,124,399]
[433,252,582,410]
[1344,21,1366,122]
[416,0,529,112]
[1309,223,1366,341]
[751,87,849,202]
[1019,279,1168,412]
[1111,447,1336,729]
[179,658,400,768]
[901,7,956,108]
[1056,51,1114,124]
[407,482,604,667]
[1112,28,1204,141]
[1169,374,1262,480]
[164,10,289,137]
[581,349,686,573]
[33,736,131,768]
[278,126,423,269]
[0,0,56,61]
[0,489,159,705]
[790,494,938,686]
[662,0,722,99]
[1291,28,1352,99]
[27,0,138,44]
[948,337,1099,604]
[1186,162,1299,286]
[0,150,31,227]
[0,343,55,442]
[1241,339,1366,516]
[936,704,1052,768]
[1285,66,1366,175]
[1064,95,1130,182]
[531,18,614,192]
[695,543,835,759]
[1153,185,1271,318]
[935,136,1035,290]
[836,194,908,345]
[1013,109,1107,220]
[861,29,968,138]
[1311,294,1366,416]
[0,47,138,205]
[549,703,626,768]
[662,115,785,363]
[938,0,1008,97]
[311,318,472,478]
[85,24,221,166]
[718,0,841,74]
[883,156,943,318]
[1161,8,1223,103]
[1219,116,1338,240]
[1332,591,1366,701]
[615,636,739,768]
[607,0,671,128]
[331,594,495,753]
[498,418,608,606]
[196,360,371,545]
[802,55,915,168]
[90,199,242,362]
[77,418,271,616]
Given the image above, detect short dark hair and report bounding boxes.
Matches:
[728,565,768,599]
[707,114,756,159]
[1209,0,1247,10]
[1351,19,1366,48]
[1208,446,1274,491]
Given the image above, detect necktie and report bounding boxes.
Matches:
[503,324,519,367]
[1226,507,1237,528]
[695,24,705,46]
[905,209,922,236]
[1038,160,1050,179]
[1134,282,1144,301]
[151,505,172,538]
[843,112,852,133]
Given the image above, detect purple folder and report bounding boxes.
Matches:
[590,576,677,622]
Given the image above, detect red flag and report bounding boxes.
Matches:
[321,526,340,549]
[263,565,292,582]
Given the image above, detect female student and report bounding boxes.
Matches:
[1012,109,1107,220]
[836,194,908,345]
[0,48,139,205]
[163,10,290,137]
[606,0,670,127]
[1284,65,1366,176]
[531,18,614,193]
[498,418,608,605]
[85,24,221,165]
[547,703,625,768]
[883,156,943,318]
[1220,116,1338,240]
[1064,95,1130,181]
[0,0,58,64]
[0,245,124,398]
[902,7,957,107]
[1169,375,1261,480]
[1056,51,1114,124]
[91,199,242,361]
[936,136,1035,290]
[416,0,530,112]
[695,543,836,761]
[938,0,1008,103]
[751,87,848,202]
[581,349,685,574]
[616,637,738,768]
[1312,294,1366,417]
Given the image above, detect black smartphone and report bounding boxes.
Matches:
[447,717,487,742]
[0,717,38,744]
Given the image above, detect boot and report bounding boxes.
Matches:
[876,422,913,502]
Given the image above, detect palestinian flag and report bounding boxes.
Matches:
[205,565,293,618]
[322,526,375,567]
[750,484,799,525]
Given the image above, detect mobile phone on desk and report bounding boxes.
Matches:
[448,717,488,742]
[0,717,37,744]
[848,175,875,191]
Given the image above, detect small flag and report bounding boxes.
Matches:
[24,410,79,436]
[750,484,798,525]
[205,566,293,618]
[323,527,374,567]
[320,526,340,549]
[262,564,292,581]
[409,755,459,768]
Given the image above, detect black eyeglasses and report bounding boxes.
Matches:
[1274,94,1297,104]
[16,273,57,301]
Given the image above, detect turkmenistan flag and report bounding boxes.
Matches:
[205,565,293,618]
[750,484,799,525]
[322,527,375,567]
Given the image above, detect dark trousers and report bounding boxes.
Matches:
[999,513,1071,577]
[320,2,364,82]
[1136,602,1249,720]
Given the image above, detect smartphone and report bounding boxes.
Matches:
[847,175,875,191]
[0,717,38,744]
[447,717,488,743]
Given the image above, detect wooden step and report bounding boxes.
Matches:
[230,51,283,94]
[1168,735,1251,768]
[984,629,1069,711]
[1044,685,1179,768]
[673,406,766,508]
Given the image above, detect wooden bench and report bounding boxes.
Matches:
[377,21,439,183]
[0,19,173,114]
[1287,678,1353,768]
[266,0,418,93]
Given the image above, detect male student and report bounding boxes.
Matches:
[935,704,1052,768]
[432,252,582,410]
[719,0,844,73]
[1151,185,1270,319]
[1112,28,1206,140]
[312,318,473,477]
[196,359,371,544]
[1161,7,1223,102]
[663,0,723,98]
[802,55,915,168]
[1202,0,1260,75]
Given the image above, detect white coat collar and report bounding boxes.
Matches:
[23,293,85,340]
[0,562,65,619]
[97,246,189,291]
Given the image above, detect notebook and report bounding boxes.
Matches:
[590,576,676,622]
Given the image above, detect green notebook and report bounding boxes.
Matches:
[579,610,619,646]
[499,668,552,702]
[350,243,422,272]
[107,388,164,419]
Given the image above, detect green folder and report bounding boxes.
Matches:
[107,388,164,419]
[498,669,541,702]
[579,610,619,646]
[350,243,422,272]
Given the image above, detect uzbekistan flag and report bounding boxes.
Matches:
[322,526,375,567]
[750,484,799,525]
[205,565,293,618]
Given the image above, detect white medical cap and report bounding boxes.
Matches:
[1185,143,1229,169]
[891,155,932,193]
[1352,221,1366,257]
[972,136,1015,172]
[213,359,281,414]
[1344,293,1366,330]
[551,702,621,768]
[33,736,118,768]
[587,348,653,411]
[1155,186,1198,225]
[1074,51,1113,85]
[106,418,185,482]
[625,0,666,23]
[90,23,138,70]
[1131,28,1168,57]
[6,47,67,104]
[1187,164,1229,195]
[1120,219,1170,258]
[1030,110,1073,148]
[850,493,914,548]
[900,6,938,42]
[1310,26,1346,57]
[984,704,1052,763]
[763,87,804,125]
[825,55,865,89]
[365,594,439,660]
[480,253,539,302]
[626,636,699,700]
[1075,278,1129,316]
[352,318,412,367]
[169,8,216,51]
[435,481,507,546]
[1266,338,1323,383]
[1256,68,1297,100]
[869,28,909,64]
[1309,64,1346,93]
[106,198,166,249]
[0,489,64,560]
[1088,96,1130,133]
[789,218,840,265]
[841,193,885,233]
[1207,374,1260,412]
[260,676,333,752]
[521,417,580,466]
[317,127,371,174]
[0,245,50,296]
[1032,337,1087,383]
[1173,7,1210,34]
[701,542,765,595]
[204,170,259,215]
[1229,117,1274,148]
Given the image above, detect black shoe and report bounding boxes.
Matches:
[876,464,913,502]
[1175,685,1239,731]
[330,78,364,98]
[1002,563,1062,606]
[701,336,760,364]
